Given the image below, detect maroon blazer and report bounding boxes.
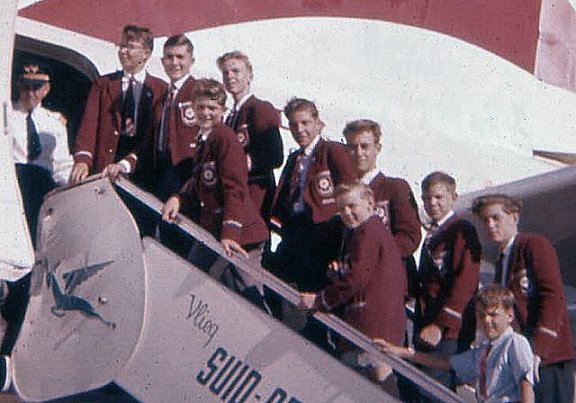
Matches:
[502,233,575,365]
[73,71,167,173]
[150,76,199,174]
[271,138,356,226]
[417,214,481,342]
[316,215,406,346]
[229,95,283,219]
[178,122,268,246]
[368,172,422,257]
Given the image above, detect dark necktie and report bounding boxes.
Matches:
[494,253,505,285]
[26,111,42,161]
[288,150,304,205]
[159,85,176,152]
[122,77,136,136]
[225,107,238,129]
[479,344,492,400]
[194,133,206,163]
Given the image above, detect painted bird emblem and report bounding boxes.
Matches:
[47,260,116,329]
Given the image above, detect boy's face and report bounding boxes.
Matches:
[477,305,514,341]
[221,58,251,100]
[345,130,381,177]
[162,45,194,82]
[477,203,519,250]
[422,183,457,223]
[337,188,374,229]
[288,109,322,148]
[118,36,150,74]
[193,97,225,130]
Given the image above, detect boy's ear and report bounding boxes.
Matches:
[505,308,515,324]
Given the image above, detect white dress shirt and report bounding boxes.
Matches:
[10,103,73,185]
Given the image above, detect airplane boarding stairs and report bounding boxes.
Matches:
[11,177,464,402]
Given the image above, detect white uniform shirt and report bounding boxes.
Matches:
[450,327,534,403]
[10,103,73,185]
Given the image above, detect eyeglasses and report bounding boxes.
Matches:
[117,43,145,51]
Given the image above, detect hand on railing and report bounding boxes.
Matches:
[161,196,180,223]
[221,239,249,258]
[69,162,89,184]
[298,292,317,310]
[102,163,127,182]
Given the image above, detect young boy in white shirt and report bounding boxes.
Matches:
[376,284,535,403]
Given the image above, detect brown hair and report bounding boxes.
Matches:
[122,25,154,51]
[476,284,515,312]
[421,171,457,194]
[343,119,382,144]
[471,194,522,216]
[284,97,319,120]
[192,79,227,106]
[163,34,194,55]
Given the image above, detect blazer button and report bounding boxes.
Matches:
[200,202,205,207]
[114,130,119,136]
[109,149,114,153]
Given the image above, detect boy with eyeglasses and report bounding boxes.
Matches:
[70,24,167,186]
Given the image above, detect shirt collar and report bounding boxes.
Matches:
[123,69,146,83]
[233,93,252,111]
[301,134,321,156]
[360,168,380,185]
[500,235,516,257]
[488,326,514,348]
[16,102,39,115]
[434,210,455,227]
[198,127,212,141]
[172,73,191,90]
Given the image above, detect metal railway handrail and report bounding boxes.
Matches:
[115,177,464,403]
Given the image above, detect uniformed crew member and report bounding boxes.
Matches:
[69,24,167,186]
[217,51,283,221]
[472,194,575,403]
[5,60,73,356]
[343,119,421,297]
[416,171,481,391]
[270,98,356,293]
[10,61,73,244]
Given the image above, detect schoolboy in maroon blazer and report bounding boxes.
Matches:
[69,25,167,184]
[343,119,421,296]
[416,171,481,389]
[151,34,198,200]
[218,51,283,221]
[162,79,267,258]
[299,183,406,380]
[472,194,574,403]
[270,98,356,292]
